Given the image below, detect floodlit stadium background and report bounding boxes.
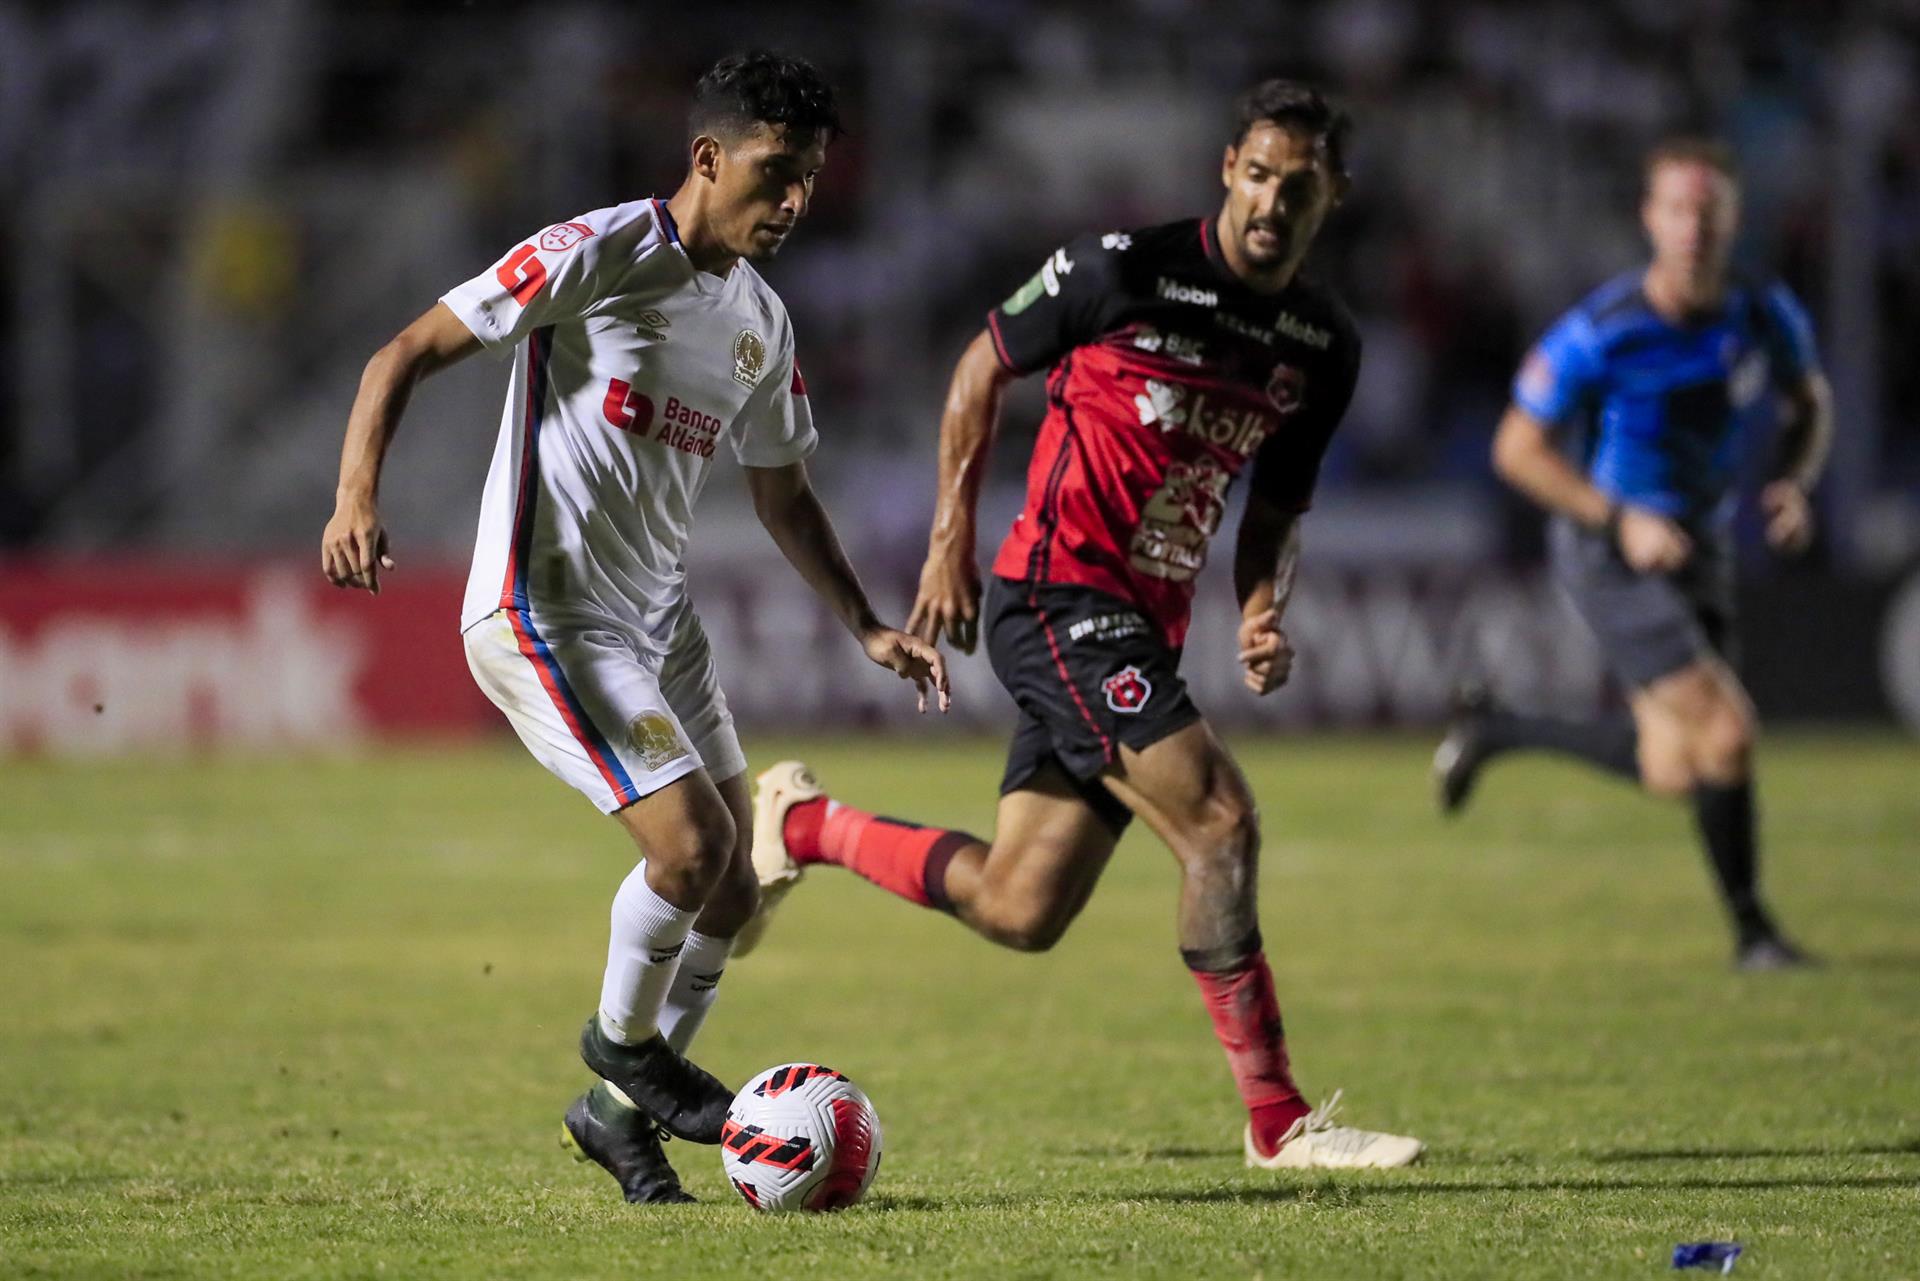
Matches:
[3,0,1918,753]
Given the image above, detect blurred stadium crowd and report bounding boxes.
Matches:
[3,0,1916,562]
[2,1,1919,746]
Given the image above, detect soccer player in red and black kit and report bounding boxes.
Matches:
[737,81,1423,1168]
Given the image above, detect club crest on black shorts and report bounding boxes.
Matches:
[1101,664,1152,713]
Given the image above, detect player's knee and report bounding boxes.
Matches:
[646,807,738,889]
[1693,701,1756,781]
[976,898,1070,953]
[1639,755,1695,798]
[699,856,761,937]
[1187,789,1261,868]
[994,914,1069,954]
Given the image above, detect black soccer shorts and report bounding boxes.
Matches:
[1548,517,1739,689]
[983,576,1202,834]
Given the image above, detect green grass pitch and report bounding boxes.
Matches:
[3,732,1917,1279]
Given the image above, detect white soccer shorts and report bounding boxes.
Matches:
[462,603,747,813]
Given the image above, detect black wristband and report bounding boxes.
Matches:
[1602,501,1624,548]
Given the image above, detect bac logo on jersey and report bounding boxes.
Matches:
[733,329,767,387]
[1101,665,1153,714]
[539,221,596,252]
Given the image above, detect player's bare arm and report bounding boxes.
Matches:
[322,302,481,593]
[744,460,951,713]
[907,329,1014,655]
[1231,493,1301,696]
[1760,371,1834,553]
[1491,403,1692,574]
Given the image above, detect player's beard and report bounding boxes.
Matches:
[1242,218,1290,268]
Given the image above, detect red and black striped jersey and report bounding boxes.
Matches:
[986,216,1360,647]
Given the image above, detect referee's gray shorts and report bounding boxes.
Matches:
[1548,517,1737,690]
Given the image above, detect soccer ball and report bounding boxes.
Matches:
[720,1063,882,1212]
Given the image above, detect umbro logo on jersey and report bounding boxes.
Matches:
[633,309,670,342]
[1157,277,1218,308]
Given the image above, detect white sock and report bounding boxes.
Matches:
[659,931,733,1054]
[597,861,696,1045]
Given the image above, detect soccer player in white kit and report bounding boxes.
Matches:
[320,52,947,1204]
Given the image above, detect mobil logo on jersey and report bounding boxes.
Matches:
[602,378,723,459]
[1132,377,1279,457]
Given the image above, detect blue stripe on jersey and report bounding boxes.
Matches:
[1514,270,1819,523]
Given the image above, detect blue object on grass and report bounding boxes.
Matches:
[1672,1242,1743,1273]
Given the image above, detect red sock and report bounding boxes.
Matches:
[1190,952,1311,1157]
[782,797,972,913]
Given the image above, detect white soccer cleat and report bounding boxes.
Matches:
[1243,1090,1425,1170]
[730,760,825,958]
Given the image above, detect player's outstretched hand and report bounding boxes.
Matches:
[1616,505,1692,575]
[1760,480,1814,555]
[861,626,952,714]
[1237,608,1295,696]
[907,552,983,654]
[322,493,396,595]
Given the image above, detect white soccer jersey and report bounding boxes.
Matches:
[442,198,816,642]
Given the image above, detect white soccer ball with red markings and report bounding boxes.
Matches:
[720,1063,882,1212]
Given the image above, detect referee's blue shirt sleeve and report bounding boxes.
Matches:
[1512,310,1601,426]
[1761,282,1821,383]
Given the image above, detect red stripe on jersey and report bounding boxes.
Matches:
[790,361,807,395]
[985,311,1021,372]
[499,330,549,610]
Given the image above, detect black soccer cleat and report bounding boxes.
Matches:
[1734,933,1818,972]
[1433,684,1496,816]
[561,1081,695,1205]
[578,1016,733,1145]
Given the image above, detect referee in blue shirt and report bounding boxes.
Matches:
[1436,138,1832,970]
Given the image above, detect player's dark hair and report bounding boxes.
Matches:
[1644,136,1739,190]
[689,50,843,147]
[1231,80,1350,179]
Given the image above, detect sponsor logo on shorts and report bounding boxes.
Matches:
[538,221,596,252]
[1101,665,1153,714]
[628,711,689,771]
[1067,612,1150,644]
